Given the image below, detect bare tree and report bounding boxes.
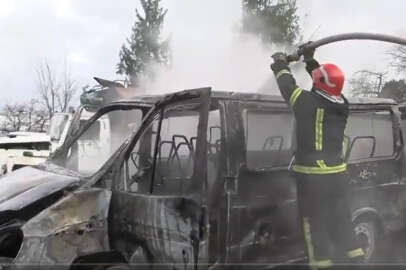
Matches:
[36,61,77,120]
[24,99,37,132]
[379,79,406,102]
[58,64,77,113]
[36,62,59,119]
[387,45,406,73]
[348,70,387,97]
[1,100,49,132]
[3,103,25,131]
[0,61,77,134]
[25,99,49,132]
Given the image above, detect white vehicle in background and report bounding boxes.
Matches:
[49,110,112,174]
[0,110,107,176]
[50,77,136,155]
[0,77,136,176]
[0,132,50,174]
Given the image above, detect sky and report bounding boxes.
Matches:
[0,0,405,105]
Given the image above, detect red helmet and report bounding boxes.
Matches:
[312,63,345,97]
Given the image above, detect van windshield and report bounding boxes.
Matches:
[51,106,146,176]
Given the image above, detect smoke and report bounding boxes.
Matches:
[134,0,315,97]
[137,32,277,95]
[136,34,316,97]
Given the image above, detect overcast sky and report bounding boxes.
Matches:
[0,0,405,105]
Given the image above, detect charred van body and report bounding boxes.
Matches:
[1,88,406,269]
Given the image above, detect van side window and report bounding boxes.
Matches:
[243,109,295,170]
[120,103,219,195]
[345,110,394,161]
[153,105,200,195]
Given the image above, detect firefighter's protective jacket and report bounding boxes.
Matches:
[274,60,349,174]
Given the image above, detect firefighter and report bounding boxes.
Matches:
[270,48,365,269]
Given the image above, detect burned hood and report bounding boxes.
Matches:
[0,166,80,212]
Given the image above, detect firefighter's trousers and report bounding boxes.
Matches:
[295,171,365,269]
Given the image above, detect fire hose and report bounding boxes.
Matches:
[286,32,406,62]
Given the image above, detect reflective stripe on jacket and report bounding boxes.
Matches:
[274,61,349,173]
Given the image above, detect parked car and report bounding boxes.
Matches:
[0,132,50,175]
[1,88,405,269]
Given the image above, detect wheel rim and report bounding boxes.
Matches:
[354,222,375,261]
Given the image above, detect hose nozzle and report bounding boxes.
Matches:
[286,51,301,63]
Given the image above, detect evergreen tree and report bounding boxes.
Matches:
[379,79,406,102]
[242,0,300,46]
[348,70,386,98]
[117,0,170,85]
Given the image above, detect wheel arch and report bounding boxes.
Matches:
[69,251,128,270]
[352,207,384,234]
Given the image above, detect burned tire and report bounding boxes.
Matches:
[353,218,383,263]
[104,266,130,270]
[89,264,130,270]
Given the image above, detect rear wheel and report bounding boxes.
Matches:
[104,266,130,270]
[353,218,382,263]
[87,264,130,270]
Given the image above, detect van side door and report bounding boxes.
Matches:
[225,101,304,266]
[109,89,211,269]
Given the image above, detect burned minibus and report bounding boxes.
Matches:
[1,88,406,269]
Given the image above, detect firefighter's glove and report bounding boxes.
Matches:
[300,41,315,62]
[271,52,289,73]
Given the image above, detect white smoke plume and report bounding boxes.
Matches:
[132,0,322,97]
[138,33,274,95]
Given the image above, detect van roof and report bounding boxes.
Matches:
[120,89,397,106]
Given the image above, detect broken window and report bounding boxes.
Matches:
[60,107,144,176]
[153,104,200,195]
[346,110,394,161]
[243,108,295,170]
[119,103,203,195]
[78,119,100,140]
[119,113,160,193]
